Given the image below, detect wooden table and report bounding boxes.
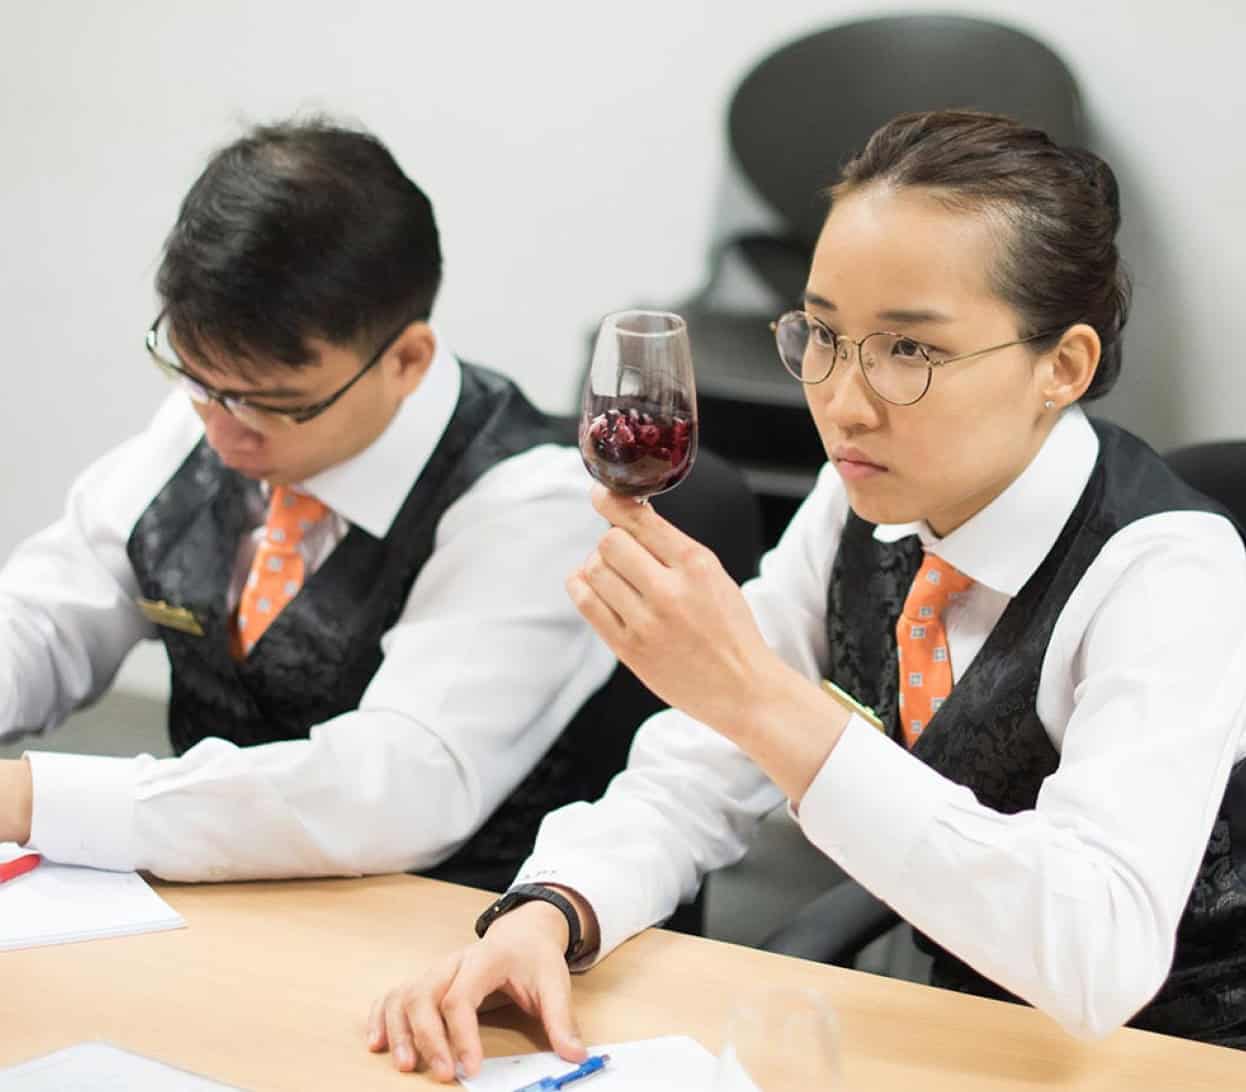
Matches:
[3,874,1244,1089]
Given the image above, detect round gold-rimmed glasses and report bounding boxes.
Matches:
[770,309,1061,407]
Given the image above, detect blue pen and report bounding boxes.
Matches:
[511,1053,610,1092]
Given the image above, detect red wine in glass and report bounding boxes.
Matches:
[580,311,698,500]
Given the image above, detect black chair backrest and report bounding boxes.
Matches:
[1164,441,1246,531]
[729,15,1086,261]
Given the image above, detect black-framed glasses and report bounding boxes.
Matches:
[770,309,1060,407]
[144,310,416,431]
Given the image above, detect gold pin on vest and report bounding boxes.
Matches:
[136,597,205,637]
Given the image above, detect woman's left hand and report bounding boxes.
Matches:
[567,485,780,740]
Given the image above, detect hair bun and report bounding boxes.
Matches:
[1066,148,1122,235]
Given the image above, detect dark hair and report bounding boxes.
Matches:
[156,117,442,376]
[832,111,1130,400]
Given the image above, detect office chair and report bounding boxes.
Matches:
[683,15,1086,545]
[1165,440,1246,529]
[762,436,1246,969]
[432,425,764,936]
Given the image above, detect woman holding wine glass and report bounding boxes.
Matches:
[368,110,1246,1081]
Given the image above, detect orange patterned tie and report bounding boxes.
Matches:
[896,553,973,748]
[235,486,328,657]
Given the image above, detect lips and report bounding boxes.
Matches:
[831,445,887,471]
[216,449,271,477]
[830,444,887,484]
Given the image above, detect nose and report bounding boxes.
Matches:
[809,343,883,434]
[199,401,265,453]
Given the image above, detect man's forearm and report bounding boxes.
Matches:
[0,757,33,843]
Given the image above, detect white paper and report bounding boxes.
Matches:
[460,1035,716,1091]
[709,1045,765,1092]
[0,844,184,951]
[0,1043,238,1090]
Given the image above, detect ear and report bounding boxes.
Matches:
[388,321,437,395]
[1039,322,1100,411]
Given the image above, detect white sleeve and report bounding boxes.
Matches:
[515,464,852,961]
[797,511,1246,1039]
[0,395,199,740]
[26,445,618,880]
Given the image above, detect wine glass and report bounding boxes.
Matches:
[579,310,698,500]
[712,988,841,1091]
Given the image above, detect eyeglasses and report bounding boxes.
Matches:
[769,310,1060,407]
[144,311,414,431]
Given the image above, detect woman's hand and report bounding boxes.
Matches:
[568,486,850,802]
[567,486,780,739]
[368,900,588,1081]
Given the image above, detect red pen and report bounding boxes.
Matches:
[0,853,41,883]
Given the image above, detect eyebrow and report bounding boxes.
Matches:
[227,386,314,403]
[877,308,955,325]
[167,331,317,402]
[802,291,955,325]
[179,361,315,403]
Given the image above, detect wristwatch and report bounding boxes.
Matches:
[820,678,885,733]
[474,883,586,962]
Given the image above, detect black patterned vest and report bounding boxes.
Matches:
[126,363,595,886]
[826,419,1246,1047]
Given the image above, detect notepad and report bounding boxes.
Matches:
[459,1035,717,1091]
[0,1043,237,1090]
[0,843,184,951]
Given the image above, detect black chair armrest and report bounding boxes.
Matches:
[760,879,900,966]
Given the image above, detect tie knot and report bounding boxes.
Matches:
[902,552,972,622]
[264,486,328,549]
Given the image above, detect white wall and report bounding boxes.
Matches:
[2,1,1243,697]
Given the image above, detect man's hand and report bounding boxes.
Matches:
[0,758,33,844]
[368,898,593,1081]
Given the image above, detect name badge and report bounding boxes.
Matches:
[136,597,205,637]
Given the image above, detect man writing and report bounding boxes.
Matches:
[0,118,613,883]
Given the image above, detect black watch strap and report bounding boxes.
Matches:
[475,883,585,962]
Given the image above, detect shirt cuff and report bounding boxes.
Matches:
[24,751,138,871]
[0,657,21,741]
[512,855,652,972]
[795,715,955,892]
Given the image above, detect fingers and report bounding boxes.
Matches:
[591,484,691,566]
[566,570,625,643]
[367,921,584,1081]
[582,543,647,621]
[367,997,387,1052]
[405,988,458,1082]
[591,489,718,599]
[440,959,502,1079]
[595,526,667,593]
[382,989,419,1073]
[371,954,462,1080]
[535,965,587,1064]
[442,991,487,1077]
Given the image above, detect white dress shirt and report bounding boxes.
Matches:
[0,334,616,881]
[516,406,1246,1040]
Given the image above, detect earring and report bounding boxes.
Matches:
[1044,399,1055,410]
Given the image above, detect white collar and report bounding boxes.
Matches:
[294,327,461,538]
[872,405,1099,597]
